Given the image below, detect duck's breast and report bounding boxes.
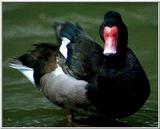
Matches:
[40,70,90,108]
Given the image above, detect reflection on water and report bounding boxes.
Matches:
[3,3,158,127]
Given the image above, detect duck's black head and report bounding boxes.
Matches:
[99,11,128,57]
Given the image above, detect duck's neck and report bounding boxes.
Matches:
[102,51,127,69]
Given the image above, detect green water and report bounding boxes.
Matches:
[3,3,158,127]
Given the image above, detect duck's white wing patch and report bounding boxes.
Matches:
[9,63,35,85]
[59,37,71,59]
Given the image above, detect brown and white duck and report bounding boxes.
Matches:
[9,43,94,126]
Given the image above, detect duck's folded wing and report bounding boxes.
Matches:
[54,22,104,81]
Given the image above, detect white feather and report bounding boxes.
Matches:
[9,63,35,85]
[59,37,70,59]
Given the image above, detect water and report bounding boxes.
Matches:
[3,3,158,127]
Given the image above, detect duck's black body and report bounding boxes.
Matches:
[86,49,150,118]
[54,11,150,119]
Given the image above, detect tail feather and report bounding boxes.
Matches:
[9,59,35,86]
[9,42,59,87]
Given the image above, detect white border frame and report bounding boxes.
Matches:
[158,2,160,129]
[1,1,159,129]
[1,0,160,2]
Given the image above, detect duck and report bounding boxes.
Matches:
[53,11,150,119]
[9,43,96,126]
